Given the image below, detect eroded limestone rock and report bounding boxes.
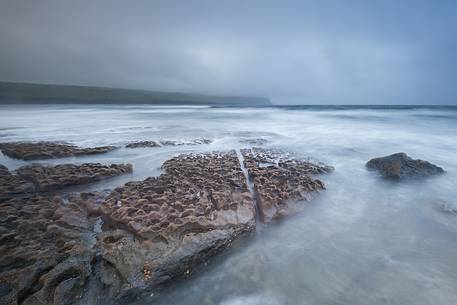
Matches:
[16,163,133,192]
[0,142,117,160]
[242,148,333,222]
[95,151,256,290]
[0,196,95,305]
[0,163,132,198]
[0,150,332,304]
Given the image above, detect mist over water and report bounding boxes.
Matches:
[1,105,456,305]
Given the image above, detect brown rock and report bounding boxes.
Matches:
[366,152,445,179]
[0,164,35,198]
[125,138,212,148]
[0,196,95,305]
[15,163,133,192]
[241,148,333,222]
[0,142,117,160]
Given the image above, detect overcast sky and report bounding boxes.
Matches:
[0,0,456,104]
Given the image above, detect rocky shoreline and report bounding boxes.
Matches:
[0,144,332,305]
[0,142,447,305]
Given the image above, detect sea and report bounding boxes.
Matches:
[0,104,456,305]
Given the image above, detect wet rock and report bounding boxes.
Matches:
[0,164,35,198]
[15,163,133,192]
[242,148,333,222]
[0,149,332,304]
[0,196,95,305]
[96,151,256,291]
[366,152,445,179]
[0,141,117,160]
[125,141,161,148]
[239,138,269,145]
[125,138,212,148]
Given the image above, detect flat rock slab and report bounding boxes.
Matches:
[0,142,117,160]
[125,138,212,148]
[0,150,332,305]
[366,152,445,179]
[0,163,132,197]
[241,148,333,222]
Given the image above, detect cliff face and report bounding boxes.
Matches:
[0,82,271,106]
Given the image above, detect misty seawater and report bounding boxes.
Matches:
[1,105,457,305]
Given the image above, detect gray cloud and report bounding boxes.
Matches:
[0,0,456,104]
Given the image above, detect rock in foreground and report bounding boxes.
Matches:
[0,196,96,305]
[0,150,331,305]
[0,164,34,197]
[366,152,445,179]
[0,142,117,160]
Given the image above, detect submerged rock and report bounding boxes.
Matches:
[366,152,445,179]
[239,138,269,145]
[0,163,132,197]
[0,141,117,160]
[241,148,333,222]
[125,138,212,148]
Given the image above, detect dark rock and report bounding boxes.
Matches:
[125,141,161,148]
[0,142,117,160]
[0,164,35,197]
[96,151,256,291]
[241,148,333,222]
[16,163,133,192]
[366,152,445,179]
[0,196,95,305]
[125,138,212,148]
[0,150,332,304]
[0,163,132,197]
[239,138,269,145]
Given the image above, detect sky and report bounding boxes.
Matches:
[0,0,456,105]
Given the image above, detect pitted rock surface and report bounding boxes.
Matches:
[242,148,333,222]
[92,152,256,291]
[125,138,212,148]
[16,163,133,192]
[0,196,95,305]
[0,142,117,160]
[102,151,255,238]
[366,152,445,179]
[0,165,34,198]
[0,163,132,198]
[0,150,332,304]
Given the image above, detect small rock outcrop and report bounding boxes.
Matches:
[0,163,132,197]
[241,148,333,222]
[125,138,212,148]
[0,142,117,160]
[366,152,445,179]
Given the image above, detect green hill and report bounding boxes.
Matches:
[0,82,271,106]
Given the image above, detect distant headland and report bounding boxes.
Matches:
[0,81,271,106]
